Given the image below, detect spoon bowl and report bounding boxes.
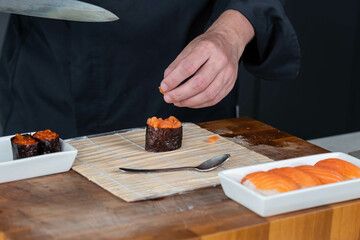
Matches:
[195,154,231,171]
[119,154,231,173]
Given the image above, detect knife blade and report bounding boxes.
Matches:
[0,0,118,22]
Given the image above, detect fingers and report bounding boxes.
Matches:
[186,84,232,108]
[163,45,192,79]
[161,42,212,93]
[163,57,222,103]
[174,69,236,108]
[160,31,242,108]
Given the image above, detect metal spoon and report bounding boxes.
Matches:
[119,154,230,173]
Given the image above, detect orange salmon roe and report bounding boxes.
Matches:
[158,86,166,94]
[33,129,59,140]
[12,134,37,145]
[147,116,182,128]
[207,136,219,143]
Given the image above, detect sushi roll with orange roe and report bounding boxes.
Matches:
[295,165,345,184]
[269,167,322,188]
[241,171,300,196]
[11,133,40,159]
[145,116,182,152]
[315,158,360,180]
[33,129,61,154]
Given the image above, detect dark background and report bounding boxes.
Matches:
[0,0,359,140]
[0,14,8,60]
[0,13,8,135]
[235,0,360,140]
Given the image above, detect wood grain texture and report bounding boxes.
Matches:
[198,117,328,160]
[329,200,360,240]
[0,117,359,240]
[267,206,333,240]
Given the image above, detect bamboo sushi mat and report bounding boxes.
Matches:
[67,123,272,202]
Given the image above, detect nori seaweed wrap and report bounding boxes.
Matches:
[11,134,40,159]
[33,129,61,154]
[145,116,182,152]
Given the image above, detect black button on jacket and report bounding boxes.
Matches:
[0,0,300,138]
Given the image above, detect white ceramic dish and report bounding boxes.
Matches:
[218,152,360,217]
[0,134,77,183]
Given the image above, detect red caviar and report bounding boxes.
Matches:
[147,116,182,128]
[12,134,37,145]
[33,129,59,140]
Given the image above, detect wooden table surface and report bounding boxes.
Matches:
[1,117,360,240]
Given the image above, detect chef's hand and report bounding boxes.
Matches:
[160,10,255,108]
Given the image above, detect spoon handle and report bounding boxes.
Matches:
[119,166,194,173]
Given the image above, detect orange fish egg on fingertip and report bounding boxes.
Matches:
[158,86,166,94]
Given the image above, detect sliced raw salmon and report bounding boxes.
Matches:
[269,167,322,188]
[315,158,360,180]
[295,165,345,184]
[241,171,300,195]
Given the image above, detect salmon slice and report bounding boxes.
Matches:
[269,167,322,188]
[241,171,300,195]
[315,158,360,180]
[295,165,345,184]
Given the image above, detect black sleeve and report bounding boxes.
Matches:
[211,0,301,81]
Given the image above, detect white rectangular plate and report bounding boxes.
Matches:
[218,152,360,217]
[0,134,77,183]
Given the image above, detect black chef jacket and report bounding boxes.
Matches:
[0,0,300,138]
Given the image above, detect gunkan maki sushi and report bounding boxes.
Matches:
[33,129,61,154]
[11,133,40,159]
[145,116,182,152]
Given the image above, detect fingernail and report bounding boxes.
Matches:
[164,94,172,103]
[160,82,168,92]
